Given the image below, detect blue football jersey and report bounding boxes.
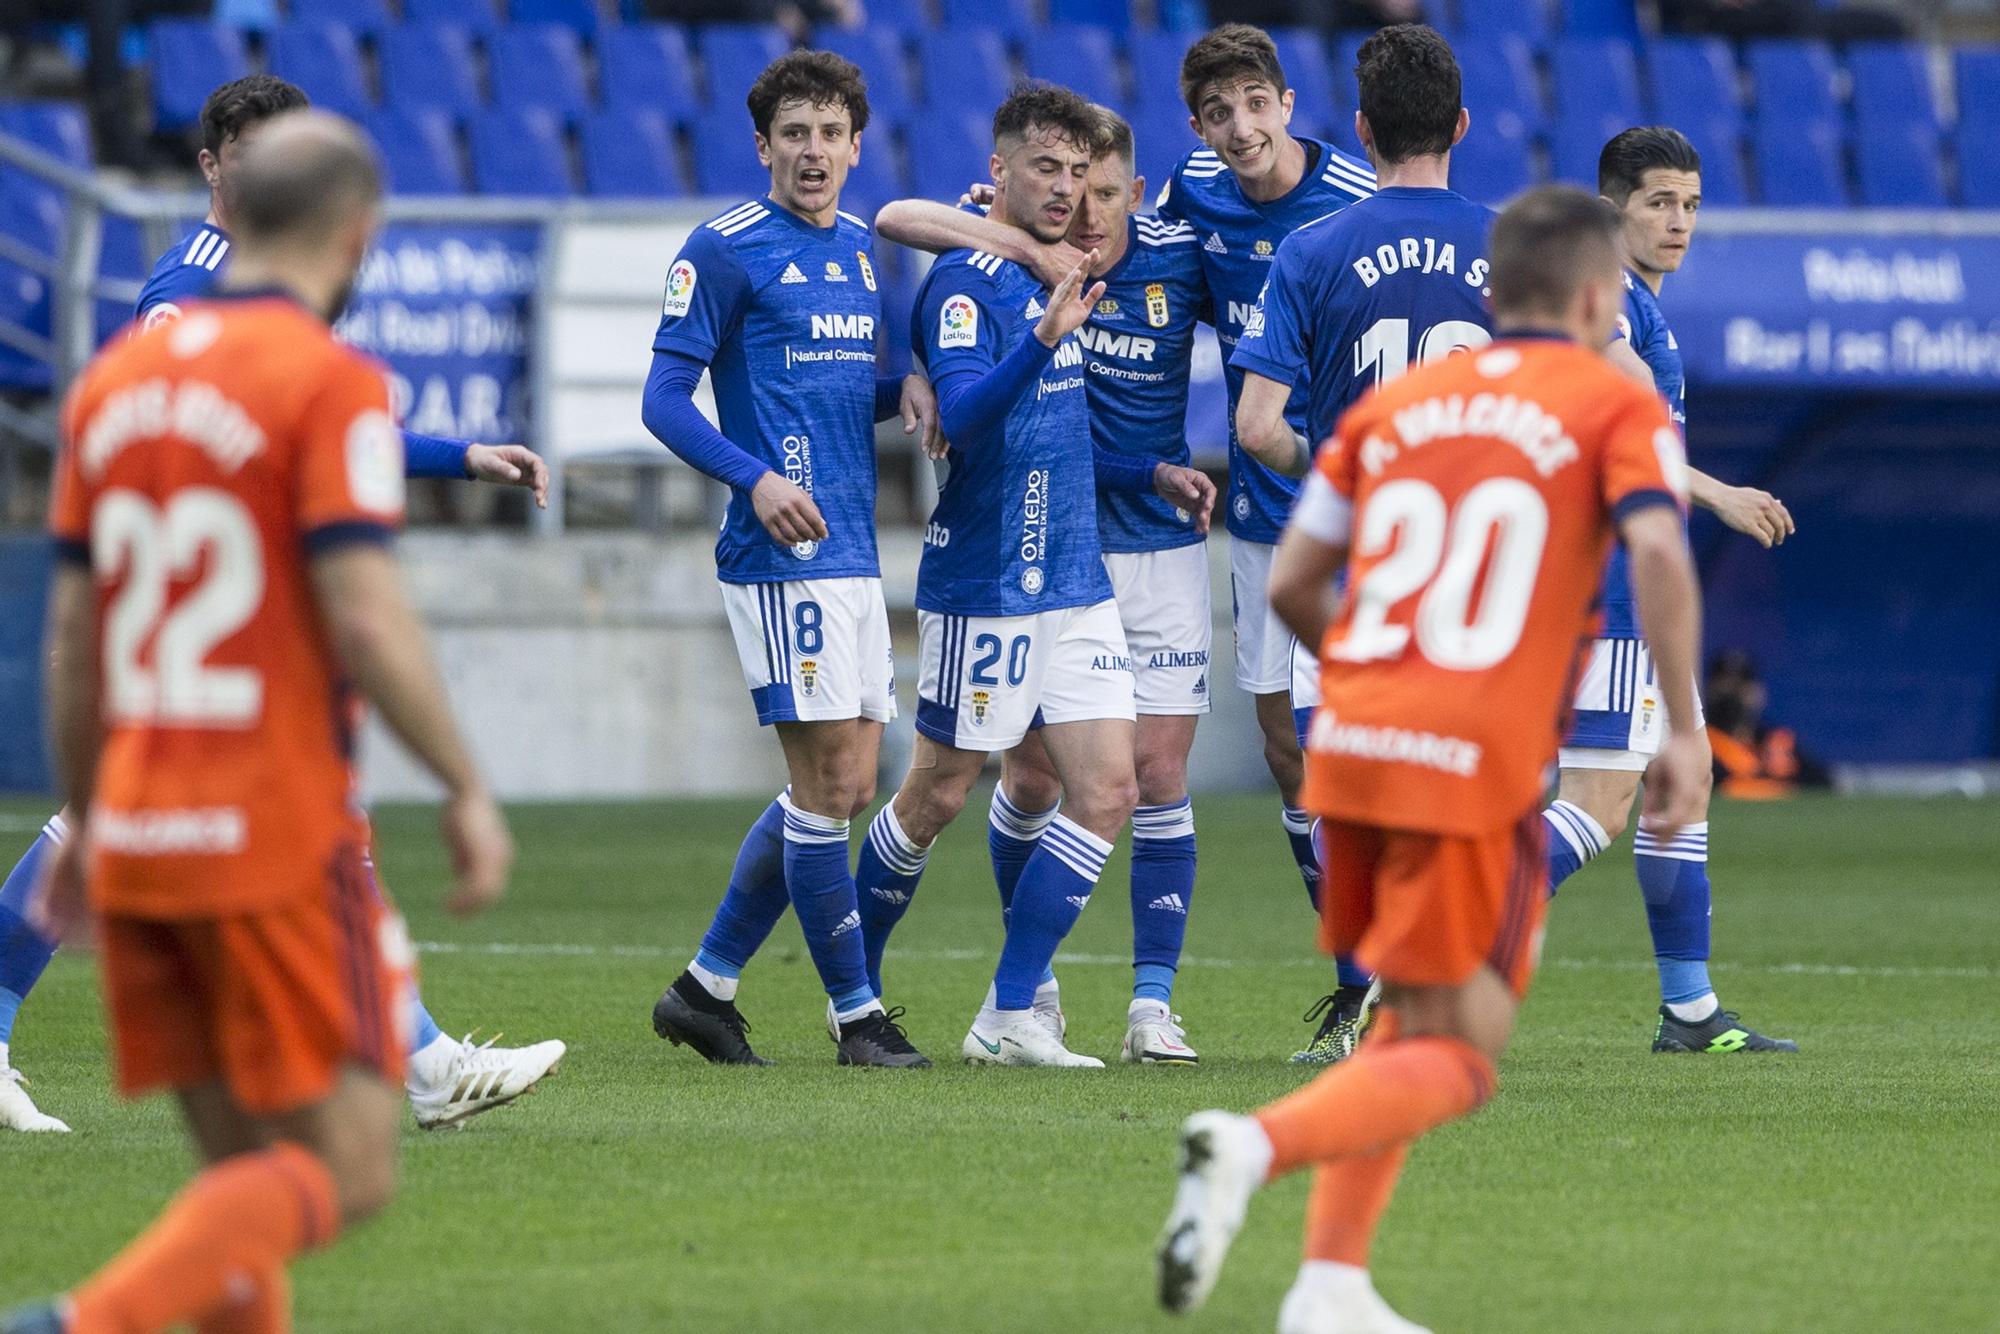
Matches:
[1600,270,1687,637]
[1230,187,1495,447]
[1084,215,1212,554]
[1155,137,1375,543]
[135,223,231,327]
[652,199,886,585]
[912,249,1108,617]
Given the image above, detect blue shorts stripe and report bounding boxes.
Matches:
[916,696,959,746]
[774,584,791,685]
[751,683,798,725]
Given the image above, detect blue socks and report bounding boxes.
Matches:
[0,817,65,1049]
[1286,804,1370,990]
[692,794,795,995]
[1543,799,1610,896]
[1635,821,1715,1009]
[988,786,1057,917]
[855,802,930,998]
[993,814,1111,1011]
[782,805,877,1019]
[1130,799,1195,1005]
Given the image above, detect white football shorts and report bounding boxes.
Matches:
[916,598,1136,752]
[1228,536,1294,695]
[1105,544,1213,716]
[720,576,896,727]
[1558,636,1704,772]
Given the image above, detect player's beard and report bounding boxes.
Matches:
[328,276,356,323]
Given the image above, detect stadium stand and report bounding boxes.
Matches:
[489,24,594,120]
[1024,24,1125,112]
[148,20,250,130]
[1452,0,1552,46]
[511,0,605,37]
[1645,37,1742,139]
[379,23,483,118]
[906,110,993,202]
[580,107,685,196]
[1048,0,1135,36]
[941,0,1035,41]
[1753,118,1849,206]
[1855,125,1949,208]
[1454,34,1544,141]
[266,21,373,120]
[1746,39,1843,132]
[916,27,1013,114]
[1550,36,1644,130]
[700,24,793,105]
[468,105,575,195]
[814,28,917,126]
[1451,120,1536,204]
[600,24,704,126]
[290,0,394,37]
[1847,41,1941,139]
[1270,28,1339,123]
[406,0,501,32]
[690,107,776,196]
[366,106,468,194]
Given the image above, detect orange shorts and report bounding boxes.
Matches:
[1317,809,1548,998]
[99,841,413,1115]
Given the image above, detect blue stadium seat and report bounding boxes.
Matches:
[1846,42,1940,138]
[580,108,684,196]
[1452,0,1551,45]
[1953,128,2000,205]
[1455,35,1544,140]
[1952,47,2000,135]
[510,0,601,37]
[863,0,935,31]
[1746,40,1841,130]
[149,21,250,130]
[1550,37,1642,130]
[266,22,373,120]
[1048,0,1133,35]
[1129,31,1193,114]
[490,24,591,119]
[467,106,574,196]
[906,111,991,201]
[842,134,904,216]
[702,25,793,105]
[941,0,1033,41]
[1130,98,1198,196]
[691,108,775,196]
[1854,126,1947,207]
[1645,36,1741,136]
[917,28,1012,112]
[0,166,60,387]
[601,25,703,126]
[1676,117,1748,205]
[1450,120,1535,204]
[1024,25,1123,111]
[290,0,393,36]
[1752,119,1847,206]
[1549,114,1626,187]
[406,0,499,33]
[97,212,149,343]
[1558,0,1640,40]
[815,28,914,125]
[366,107,466,193]
[1271,28,1338,123]
[1334,31,1368,90]
[380,24,482,118]
[0,101,93,168]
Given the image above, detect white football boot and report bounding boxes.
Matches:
[962,1008,1103,1068]
[408,1033,565,1130]
[1277,1262,1431,1334]
[1156,1110,1273,1313]
[0,1064,68,1133]
[1122,1000,1199,1065]
[1032,978,1067,1043]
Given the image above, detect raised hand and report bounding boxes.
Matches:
[465,443,551,509]
[1710,483,1795,548]
[1035,252,1104,348]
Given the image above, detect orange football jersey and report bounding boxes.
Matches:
[1296,336,1686,837]
[49,296,406,917]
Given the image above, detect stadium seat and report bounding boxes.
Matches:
[1048,0,1133,35]
[266,22,373,121]
[601,25,703,126]
[906,110,992,201]
[1846,42,1941,138]
[1549,114,1627,187]
[1452,0,1552,45]
[1129,31,1192,114]
[941,0,1034,41]
[467,106,574,196]
[0,101,93,168]
[863,0,935,32]
[1752,119,1848,206]
[1854,126,1948,207]
[510,0,602,38]
[366,107,466,193]
[814,28,915,126]
[379,24,482,118]
[489,24,591,120]
[702,25,793,105]
[1271,28,1339,124]
[148,21,250,130]
[406,0,499,33]
[580,108,684,196]
[1558,0,1641,40]
[289,0,393,36]
[1746,40,1841,130]
[1952,47,2000,136]
[96,212,149,342]
[1550,37,1643,130]
[917,28,1012,112]
[1952,128,2000,205]
[1450,119,1535,205]
[1023,25,1123,112]
[1334,31,1368,90]
[1645,37,1741,137]
[1130,98,1198,195]
[843,133,904,217]
[691,108,776,196]
[1455,35,1544,140]
[1676,117,1749,205]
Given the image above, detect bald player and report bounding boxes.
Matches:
[6,113,513,1334]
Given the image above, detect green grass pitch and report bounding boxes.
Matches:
[2,792,1994,1332]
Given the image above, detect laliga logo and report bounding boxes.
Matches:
[799,659,819,697]
[944,298,973,332]
[663,259,697,317]
[971,688,991,725]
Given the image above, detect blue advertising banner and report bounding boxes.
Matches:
[332,222,540,443]
[1668,228,2000,390]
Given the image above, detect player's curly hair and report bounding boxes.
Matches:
[991,82,1099,154]
[1599,127,1702,204]
[1355,25,1461,164]
[747,50,871,139]
[199,75,309,157]
[1178,24,1287,118]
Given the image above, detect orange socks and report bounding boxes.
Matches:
[1302,1147,1410,1267]
[68,1142,337,1334]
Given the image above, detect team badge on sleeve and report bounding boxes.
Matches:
[856,251,877,291]
[1653,426,1690,502]
[940,294,978,349]
[1145,282,1169,329]
[663,259,697,317]
[346,409,407,515]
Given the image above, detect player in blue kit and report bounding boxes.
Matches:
[1540,127,1799,1054]
[850,85,1147,1068]
[0,79,560,1133]
[1153,25,1382,1062]
[641,52,937,1068]
[874,105,1220,1063]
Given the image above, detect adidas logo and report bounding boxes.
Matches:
[1065,895,1090,910]
[830,910,862,937]
[1024,297,1046,319]
[1204,233,1228,254]
[1147,894,1188,914]
[450,1071,510,1105]
[781,262,808,284]
[870,886,911,906]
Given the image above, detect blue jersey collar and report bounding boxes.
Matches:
[765,195,840,240]
[1234,137,1326,213]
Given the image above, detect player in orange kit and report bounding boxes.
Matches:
[5,112,512,1334]
[1154,185,1709,1334]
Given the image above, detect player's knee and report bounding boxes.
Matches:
[903,782,968,841]
[1066,771,1138,837]
[1002,769,1063,815]
[1133,751,1188,807]
[1594,801,1631,844]
[846,777,877,821]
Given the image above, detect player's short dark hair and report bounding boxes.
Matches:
[1091,104,1136,169]
[1179,24,1287,117]
[1488,185,1622,316]
[227,111,382,244]
[1598,126,1702,203]
[199,75,309,157]
[992,82,1098,154]
[1355,24,1461,164]
[746,50,870,139]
